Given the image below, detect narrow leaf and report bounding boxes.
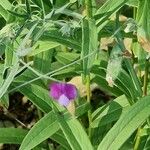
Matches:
[97,95,150,150]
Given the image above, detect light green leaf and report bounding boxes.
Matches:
[42,28,81,51]
[30,41,60,56]
[0,0,12,21]
[97,95,150,150]
[50,131,71,150]
[81,18,98,77]
[91,95,130,128]
[19,84,52,113]
[19,102,90,150]
[19,111,59,150]
[0,54,19,100]
[0,128,27,144]
[53,110,93,150]
[95,0,128,31]
[55,52,80,65]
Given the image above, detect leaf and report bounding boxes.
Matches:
[1,94,9,108]
[126,0,138,7]
[42,28,81,51]
[0,0,12,21]
[81,18,98,77]
[94,0,128,32]
[50,131,71,150]
[97,95,150,150]
[19,111,59,150]
[91,95,130,128]
[91,63,122,97]
[19,102,90,150]
[55,52,80,65]
[53,109,93,150]
[144,135,150,150]
[33,49,54,74]
[106,45,123,87]
[30,41,60,56]
[0,128,27,144]
[16,23,38,56]
[19,84,52,113]
[0,54,19,100]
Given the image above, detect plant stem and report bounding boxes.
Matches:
[86,75,92,138]
[85,0,92,18]
[134,127,142,150]
[143,59,149,96]
[85,0,93,138]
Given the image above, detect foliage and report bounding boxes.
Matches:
[0,0,150,149]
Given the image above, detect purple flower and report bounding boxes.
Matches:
[49,82,77,107]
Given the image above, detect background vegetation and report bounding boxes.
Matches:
[0,0,150,149]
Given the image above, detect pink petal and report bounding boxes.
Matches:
[62,83,77,100]
[49,82,62,99]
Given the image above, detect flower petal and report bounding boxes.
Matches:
[63,83,77,100]
[58,94,70,106]
[49,82,62,99]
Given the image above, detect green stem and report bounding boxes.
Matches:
[85,0,92,18]
[134,128,142,150]
[143,59,149,96]
[86,75,92,138]
[85,0,93,138]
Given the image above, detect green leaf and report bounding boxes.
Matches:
[97,95,150,150]
[16,23,38,57]
[33,49,54,74]
[144,135,150,150]
[0,0,12,21]
[19,111,59,150]
[91,95,130,128]
[53,110,93,150]
[30,41,60,56]
[55,52,80,65]
[0,128,27,144]
[19,102,90,150]
[94,0,128,31]
[91,63,123,97]
[106,45,123,87]
[126,0,138,7]
[81,18,98,77]
[50,131,71,150]
[0,54,19,99]
[42,28,81,51]
[1,94,9,108]
[19,84,52,113]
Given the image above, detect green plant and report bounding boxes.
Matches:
[0,0,150,149]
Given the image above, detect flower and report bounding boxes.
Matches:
[49,82,77,107]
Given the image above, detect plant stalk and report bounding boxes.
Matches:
[86,75,92,138]
[85,0,93,138]
[85,0,92,18]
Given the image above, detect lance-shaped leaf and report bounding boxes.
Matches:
[97,95,150,150]
[106,45,123,87]
[94,0,128,31]
[0,54,19,100]
[81,18,98,78]
[19,102,90,150]
[0,128,27,144]
[53,105,93,150]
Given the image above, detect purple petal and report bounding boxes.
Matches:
[49,82,62,99]
[62,83,77,100]
[58,94,70,106]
